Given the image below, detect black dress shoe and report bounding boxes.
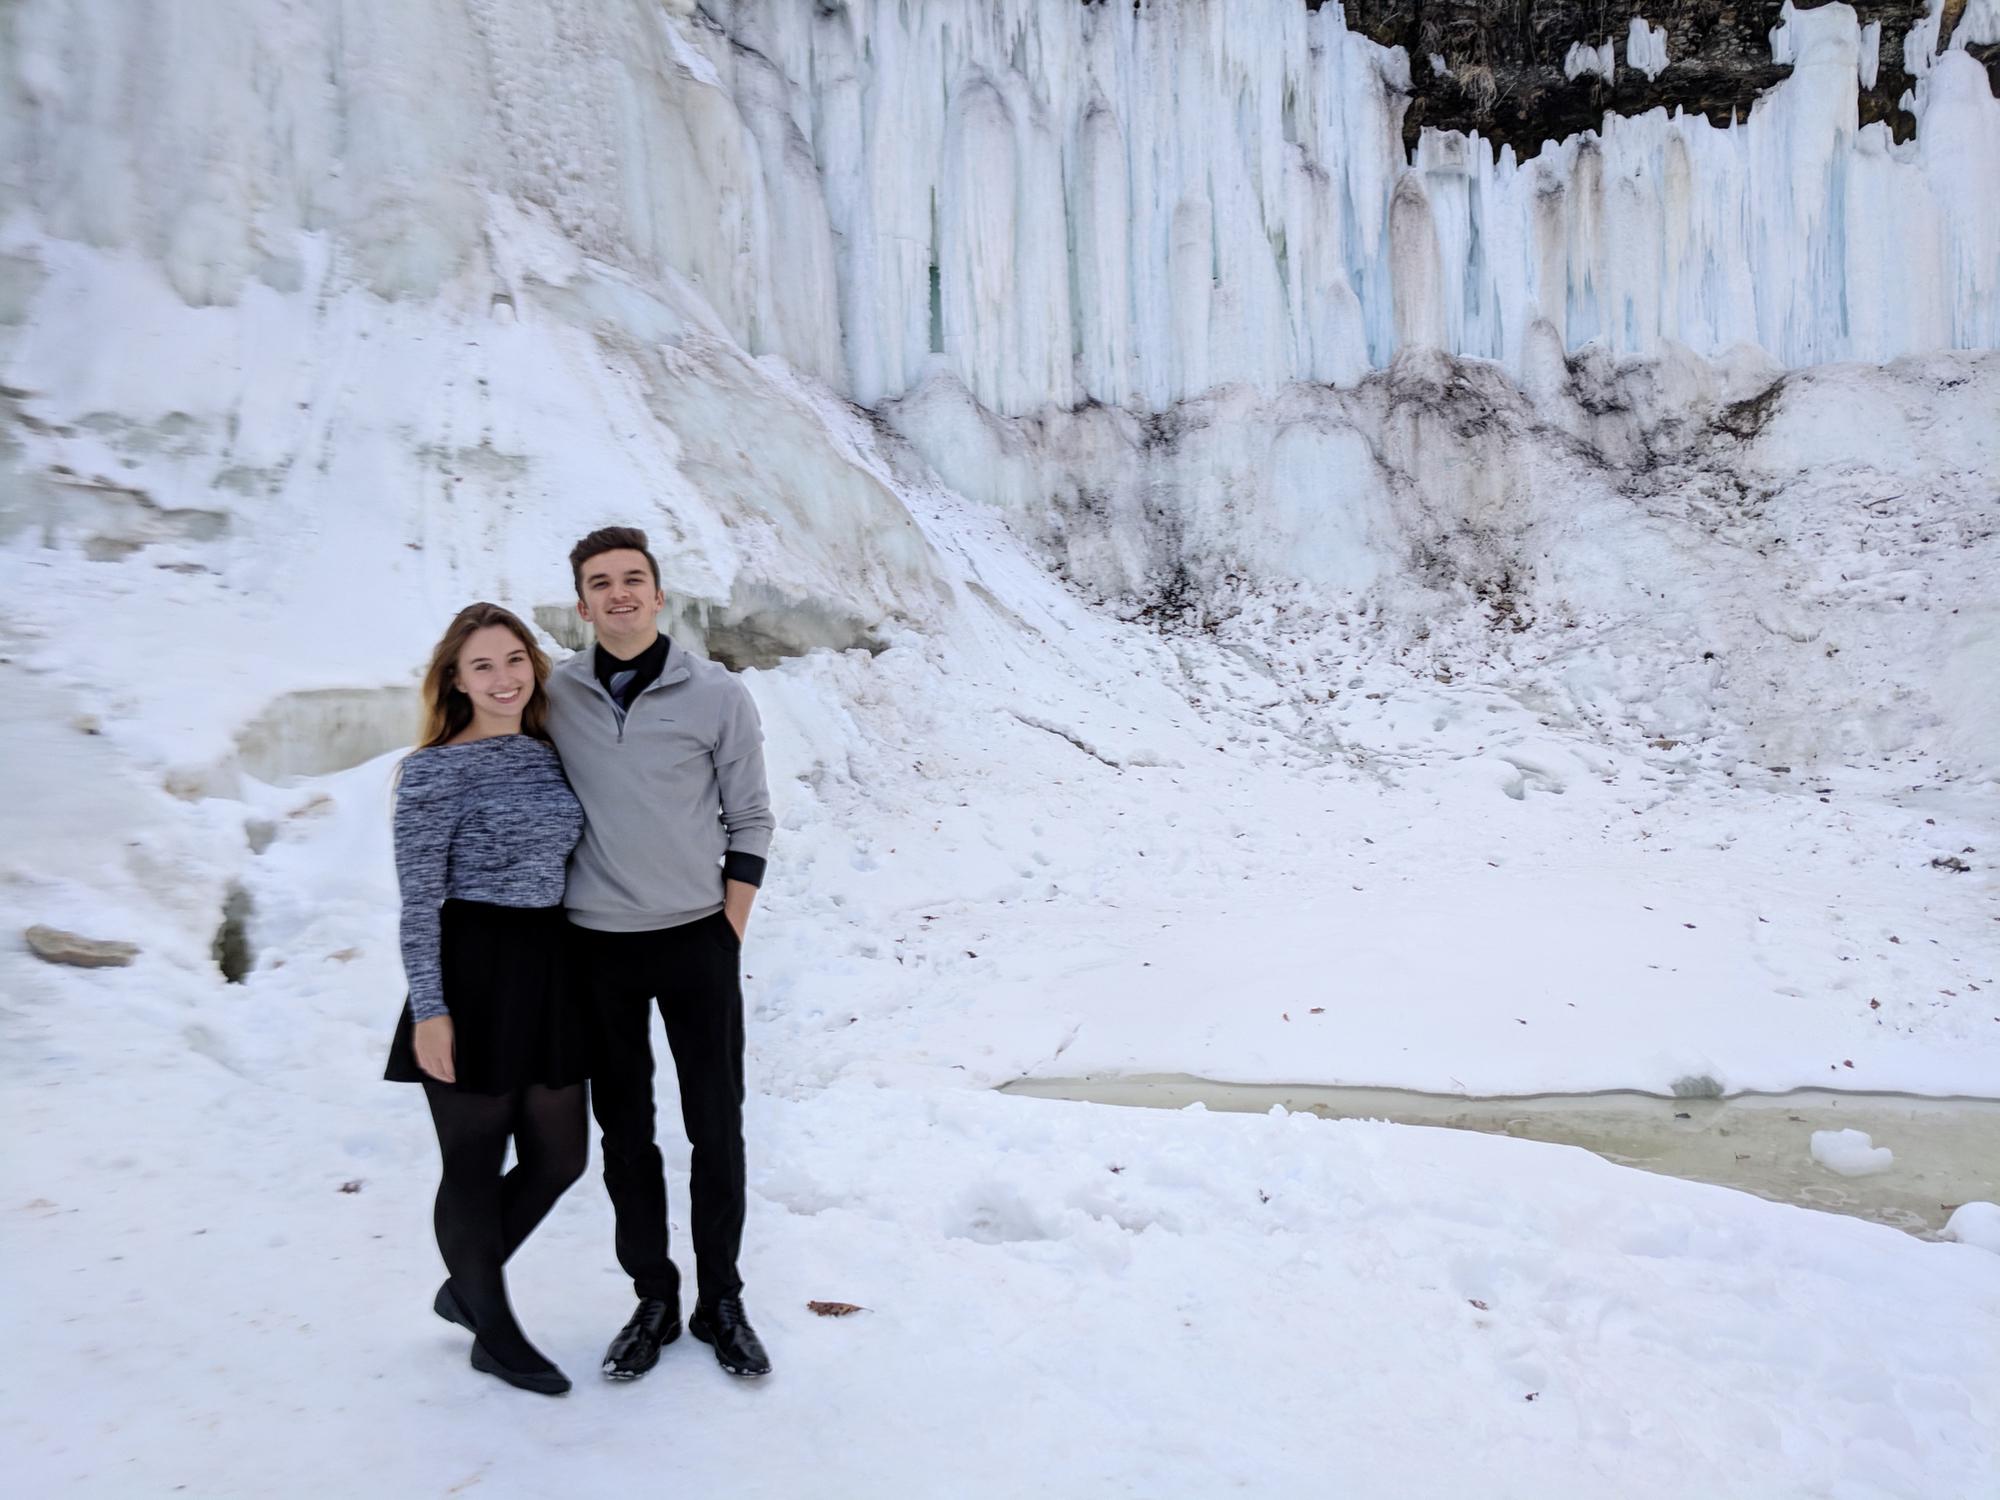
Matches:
[433,1279,475,1332]
[690,1296,771,1378]
[603,1296,681,1381]
[470,1339,571,1396]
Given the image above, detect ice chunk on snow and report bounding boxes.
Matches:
[1810,1128,1894,1177]
[1942,1201,2000,1254]
[1626,20,1670,82]
[1564,40,1616,83]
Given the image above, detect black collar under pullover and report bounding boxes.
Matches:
[594,632,670,713]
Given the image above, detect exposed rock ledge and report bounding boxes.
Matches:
[1327,1,1998,155]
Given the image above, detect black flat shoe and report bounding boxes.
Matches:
[690,1296,771,1378]
[603,1297,681,1381]
[433,1280,475,1332]
[470,1339,571,1396]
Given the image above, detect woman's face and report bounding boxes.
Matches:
[455,625,534,724]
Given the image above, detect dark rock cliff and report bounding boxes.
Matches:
[1325,1,1999,156]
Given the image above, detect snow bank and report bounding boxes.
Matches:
[1811,1128,1895,1177]
[888,348,2000,781]
[1944,1201,2000,1254]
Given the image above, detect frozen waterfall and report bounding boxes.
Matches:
[2,0,1997,784]
[5,0,1995,422]
[735,0,1999,413]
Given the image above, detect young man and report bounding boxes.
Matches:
[545,526,776,1380]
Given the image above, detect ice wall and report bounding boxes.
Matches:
[715,0,1999,414]
[0,0,847,384]
[4,1,1993,426]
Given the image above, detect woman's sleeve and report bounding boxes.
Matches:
[394,755,457,1022]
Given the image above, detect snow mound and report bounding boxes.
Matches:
[1943,1201,2000,1254]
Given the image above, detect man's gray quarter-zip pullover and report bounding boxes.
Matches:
[546,639,774,933]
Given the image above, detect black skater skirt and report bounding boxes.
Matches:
[384,900,588,1094]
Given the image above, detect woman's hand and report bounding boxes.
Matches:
[413,1015,456,1084]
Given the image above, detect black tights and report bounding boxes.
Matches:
[424,1081,587,1370]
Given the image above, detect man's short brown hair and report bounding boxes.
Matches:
[569,526,661,598]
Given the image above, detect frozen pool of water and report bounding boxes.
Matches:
[999,1075,2000,1237]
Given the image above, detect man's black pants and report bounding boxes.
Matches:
[576,910,745,1312]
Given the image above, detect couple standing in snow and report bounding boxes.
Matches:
[382,526,774,1395]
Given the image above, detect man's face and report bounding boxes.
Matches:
[576,548,665,652]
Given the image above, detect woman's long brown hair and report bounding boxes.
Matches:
[414,602,554,749]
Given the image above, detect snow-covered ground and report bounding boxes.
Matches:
[5,433,1997,1492]
[5,0,2000,1494]
[7,687,2000,1495]
[9,1022,2000,1497]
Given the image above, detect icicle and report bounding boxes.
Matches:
[1626,19,1670,82]
[1564,41,1617,84]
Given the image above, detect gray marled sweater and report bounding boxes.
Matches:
[394,735,584,1022]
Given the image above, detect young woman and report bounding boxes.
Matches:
[384,602,588,1396]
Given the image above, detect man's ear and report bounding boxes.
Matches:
[575,597,590,621]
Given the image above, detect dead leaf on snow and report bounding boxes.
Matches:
[807,1300,866,1317]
